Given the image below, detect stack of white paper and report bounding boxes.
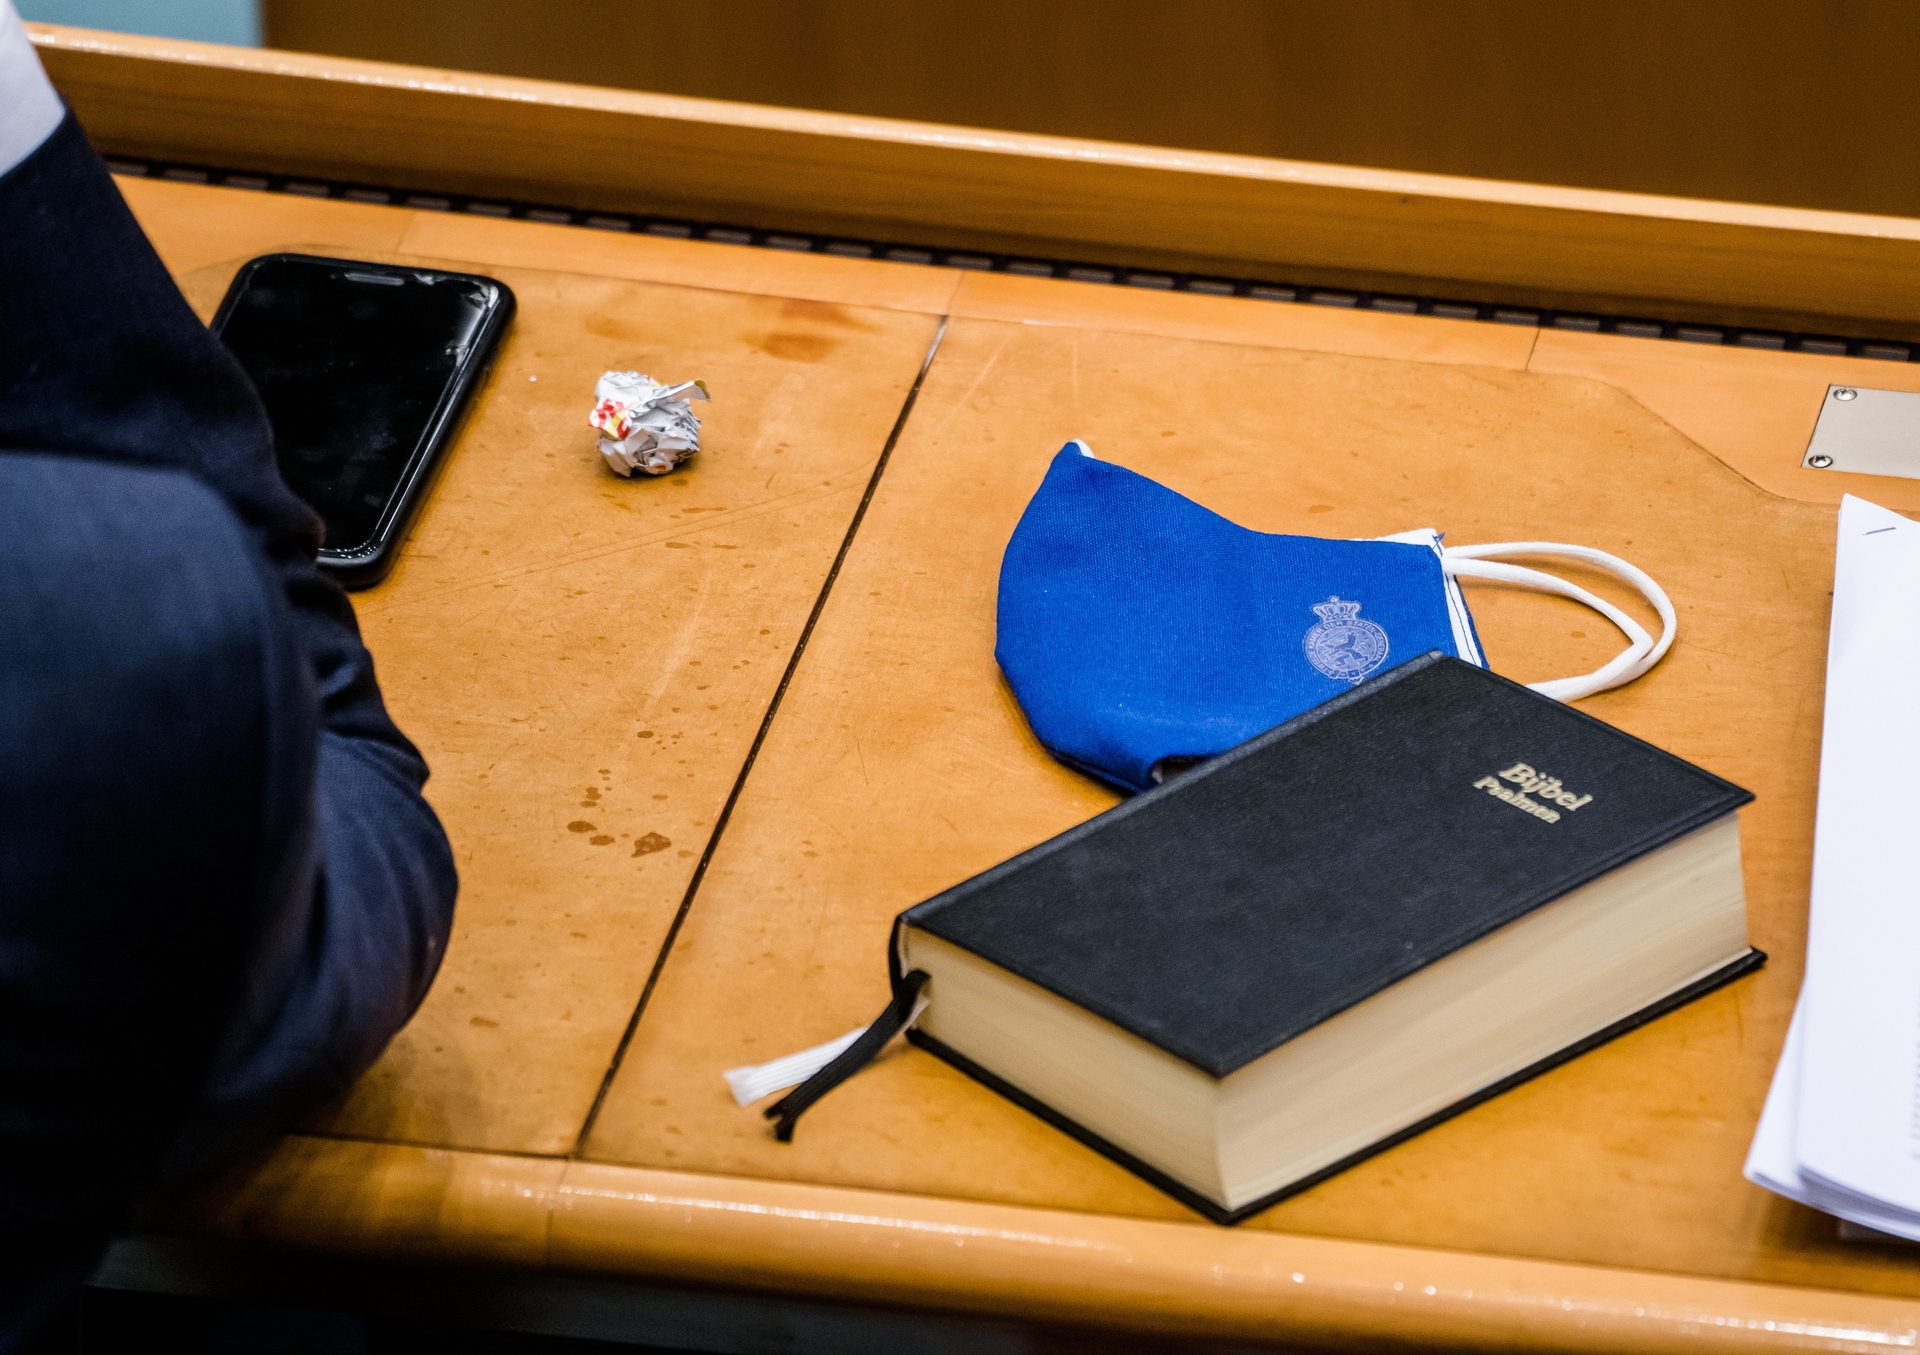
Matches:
[1746,495,1920,1237]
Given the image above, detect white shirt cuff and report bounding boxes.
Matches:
[0,0,63,177]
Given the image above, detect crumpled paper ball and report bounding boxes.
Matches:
[589,371,711,477]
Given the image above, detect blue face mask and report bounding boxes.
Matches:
[737,445,1678,1129]
[995,443,1675,793]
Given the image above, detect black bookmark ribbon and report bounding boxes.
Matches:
[766,969,930,1142]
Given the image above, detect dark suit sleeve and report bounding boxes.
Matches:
[0,114,458,1168]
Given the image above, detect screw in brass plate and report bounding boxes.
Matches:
[1809,454,1835,468]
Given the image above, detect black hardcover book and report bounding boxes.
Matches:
[888,653,1760,1224]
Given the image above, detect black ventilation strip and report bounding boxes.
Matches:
[111,155,1920,364]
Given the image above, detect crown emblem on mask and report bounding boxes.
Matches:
[1310,597,1363,624]
[1302,595,1390,684]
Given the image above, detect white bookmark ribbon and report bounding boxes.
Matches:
[723,993,930,1106]
[725,529,1677,1110]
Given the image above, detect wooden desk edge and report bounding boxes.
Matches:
[158,1135,1917,1352]
[31,23,1920,333]
[67,35,1920,1351]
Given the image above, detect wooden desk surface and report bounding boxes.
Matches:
[130,176,1920,1352]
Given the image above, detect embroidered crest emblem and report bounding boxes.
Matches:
[1302,596,1389,683]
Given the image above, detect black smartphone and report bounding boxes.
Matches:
[211,253,515,588]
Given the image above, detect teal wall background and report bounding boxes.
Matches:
[20,0,258,45]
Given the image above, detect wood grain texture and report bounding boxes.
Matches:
[35,23,1920,336]
[163,1135,1920,1353]
[322,274,937,1154]
[128,179,1920,1347]
[259,0,1920,222]
[1528,332,1920,511]
[582,308,1900,1294]
[950,272,1539,368]
[395,212,962,317]
[119,177,411,277]
[135,182,944,1154]
[169,1138,561,1269]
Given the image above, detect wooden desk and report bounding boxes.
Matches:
[51,30,1920,1353]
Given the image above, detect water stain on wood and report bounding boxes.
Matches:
[749,331,839,363]
[778,298,872,331]
[632,831,672,857]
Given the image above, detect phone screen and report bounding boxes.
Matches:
[216,256,506,556]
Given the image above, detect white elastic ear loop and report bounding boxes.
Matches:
[1441,543,1676,702]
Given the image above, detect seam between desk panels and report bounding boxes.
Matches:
[569,315,952,1158]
